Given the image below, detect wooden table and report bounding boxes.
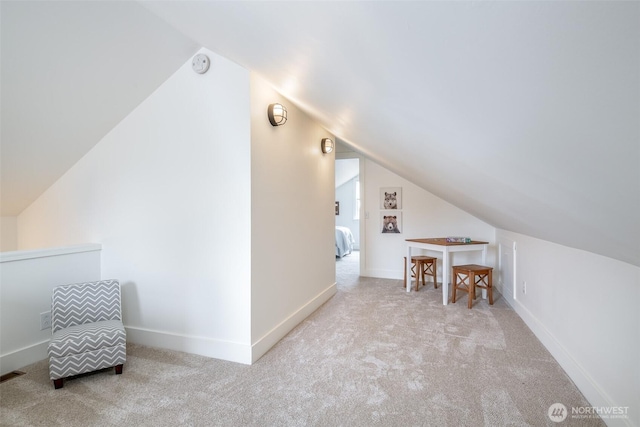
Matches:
[405,238,489,305]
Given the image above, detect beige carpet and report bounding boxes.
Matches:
[1,252,602,426]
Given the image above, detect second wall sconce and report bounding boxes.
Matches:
[321,138,334,154]
[268,103,287,126]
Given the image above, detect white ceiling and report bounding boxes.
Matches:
[0,1,198,216]
[2,1,638,266]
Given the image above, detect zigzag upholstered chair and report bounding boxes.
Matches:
[48,279,126,389]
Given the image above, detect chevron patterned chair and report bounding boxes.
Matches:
[48,279,126,389]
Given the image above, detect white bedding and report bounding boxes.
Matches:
[335,226,355,257]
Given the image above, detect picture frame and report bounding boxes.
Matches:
[380,187,402,210]
[381,212,402,234]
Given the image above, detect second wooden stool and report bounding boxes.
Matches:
[451,264,493,308]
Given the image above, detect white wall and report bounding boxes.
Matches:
[0,216,17,251]
[497,229,639,427]
[335,175,360,249]
[250,74,336,362]
[362,158,496,279]
[17,48,253,364]
[0,244,101,375]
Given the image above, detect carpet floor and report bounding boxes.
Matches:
[0,251,602,426]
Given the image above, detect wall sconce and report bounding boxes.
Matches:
[321,138,334,154]
[267,103,287,126]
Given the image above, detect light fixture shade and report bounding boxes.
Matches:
[321,138,334,154]
[268,103,287,126]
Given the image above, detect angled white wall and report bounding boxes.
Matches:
[498,229,640,427]
[250,74,337,361]
[17,48,253,363]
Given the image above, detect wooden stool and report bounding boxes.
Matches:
[451,264,493,309]
[403,256,438,291]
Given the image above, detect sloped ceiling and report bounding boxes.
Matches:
[1,1,638,266]
[0,1,199,215]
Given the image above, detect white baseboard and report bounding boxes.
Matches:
[127,284,337,366]
[0,331,253,374]
[504,298,633,427]
[364,268,445,285]
[363,268,402,280]
[4,284,338,371]
[251,283,337,363]
[125,326,252,365]
[0,340,48,376]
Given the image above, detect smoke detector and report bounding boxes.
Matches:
[192,54,210,74]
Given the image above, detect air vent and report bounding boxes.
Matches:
[0,371,25,383]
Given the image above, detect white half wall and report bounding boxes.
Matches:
[17,48,253,364]
[250,74,337,362]
[0,244,101,375]
[362,158,496,279]
[497,229,640,427]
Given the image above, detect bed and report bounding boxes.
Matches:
[335,226,355,258]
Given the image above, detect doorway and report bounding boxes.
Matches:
[335,156,361,278]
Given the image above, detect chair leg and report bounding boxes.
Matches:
[420,262,431,290]
[467,272,476,308]
[403,257,407,288]
[488,270,494,305]
[421,262,427,290]
[53,379,63,389]
[473,277,478,299]
[468,272,474,309]
[452,271,458,303]
[115,364,123,375]
[432,262,438,289]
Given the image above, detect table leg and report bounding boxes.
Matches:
[406,246,413,292]
[442,250,449,305]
